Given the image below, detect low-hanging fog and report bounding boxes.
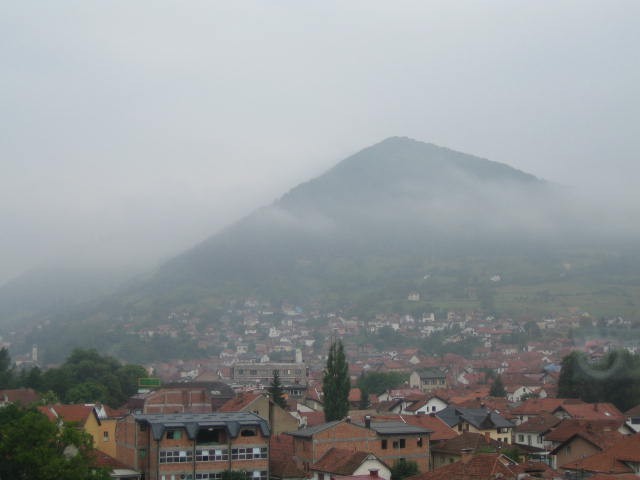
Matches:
[1,1,639,286]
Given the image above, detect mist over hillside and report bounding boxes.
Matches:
[149,137,629,296]
[4,137,640,364]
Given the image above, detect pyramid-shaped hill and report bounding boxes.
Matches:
[135,137,575,302]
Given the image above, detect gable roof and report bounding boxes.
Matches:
[554,402,624,421]
[561,435,640,475]
[0,388,40,406]
[38,404,95,425]
[510,397,583,416]
[408,453,516,480]
[437,406,513,430]
[431,432,501,455]
[545,419,625,447]
[311,448,384,475]
[514,412,561,433]
[403,415,458,442]
[218,391,263,412]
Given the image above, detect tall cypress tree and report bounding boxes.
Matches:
[322,340,350,421]
[269,370,288,410]
[489,374,506,397]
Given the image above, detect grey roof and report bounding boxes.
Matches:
[418,368,446,379]
[437,406,514,430]
[287,420,343,438]
[288,419,431,438]
[134,412,270,441]
[363,421,432,436]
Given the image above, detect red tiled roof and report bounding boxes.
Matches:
[299,411,325,427]
[561,435,640,475]
[218,392,262,412]
[403,415,458,442]
[0,388,40,406]
[408,453,516,480]
[554,402,624,421]
[311,448,381,475]
[39,404,94,425]
[510,397,583,416]
[91,450,133,470]
[547,420,624,454]
[349,388,362,402]
[514,413,562,433]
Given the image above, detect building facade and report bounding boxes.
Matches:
[116,412,270,480]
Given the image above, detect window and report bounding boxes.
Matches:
[392,439,406,449]
[140,423,147,432]
[139,448,147,458]
[431,406,436,412]
[196,448,228,462]
[167,429,182,440]
[159,450,193,464]
[517,434,524,442]
[250,471,267,480]
[381,440,388,450]
[231,447,267,460]
[250,369,258,375]
[241,429,257,437]
[417,437,423,447]
[103,431,109,441]
[197,428,221,444]
[195,474,223,480]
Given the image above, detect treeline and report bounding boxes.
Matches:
[558,349,640,411]
[0,347,147,408]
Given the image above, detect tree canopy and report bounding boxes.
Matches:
[269,370,288,410]
[322,339,350,421]
[489,375,506,397]
[0,404,110,480]
[558,349,640,411]
[357,371,408,395]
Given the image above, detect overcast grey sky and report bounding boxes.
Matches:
[1,1,638,285]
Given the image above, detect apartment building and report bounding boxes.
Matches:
[116,412,270,480]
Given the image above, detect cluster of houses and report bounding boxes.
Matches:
[3,361,640,480]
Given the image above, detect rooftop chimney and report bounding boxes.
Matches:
[365,415,372,429]
[460,448,474,464]
[346,416,351,423]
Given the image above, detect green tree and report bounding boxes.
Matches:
[357,371,408,395]
[221,471,249,480]
[322,340,350,422]
[558,349,640,411]
[0,404,110,480]
[269,370,288,410]
[0,347,14,388]
[390,459,419,480]
[489,375,506,397]
[359,389,370,410]
[39,348,147,407]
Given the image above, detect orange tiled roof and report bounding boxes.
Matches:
[403,415,458,442]
[39,404,94,425]
[408,453,516,480]
[561,435,640,475]
[311,448,382,475]
[555,402,624,421]
[218,392,262,412]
